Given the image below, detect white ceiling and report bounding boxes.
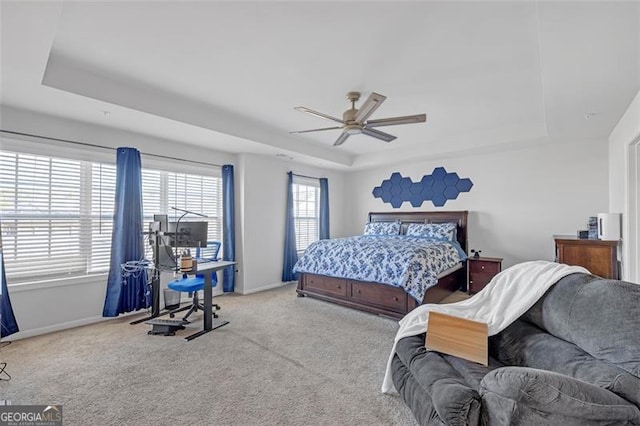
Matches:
[1,1,638,170]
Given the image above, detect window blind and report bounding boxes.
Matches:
[0,152,85,280]
[167,172,223,251]
[292,180,319,252]
[141,169,163,262]
[0,150,222,284]
[89,163,116,272]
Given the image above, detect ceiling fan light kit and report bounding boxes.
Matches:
[344,124,362,135]
[290,91,426,146]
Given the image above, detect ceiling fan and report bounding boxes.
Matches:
[290,91,426,146]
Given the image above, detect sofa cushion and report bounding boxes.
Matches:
[441,353,503,392]
[491,319,640,406]
[391,355,449,426]
[480,367,640,426]
[522,273,640,376]
[395,334,484,425]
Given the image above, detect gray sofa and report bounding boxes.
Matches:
[391,273,640,425]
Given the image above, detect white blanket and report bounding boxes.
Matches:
[381,260,589,393]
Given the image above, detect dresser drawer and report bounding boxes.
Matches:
[468,257,502,294]
[303,274,347,298]
[469,272,495,293]
[469,260,500,274]
[350,281,407,313]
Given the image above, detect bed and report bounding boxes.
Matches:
[295,211,469,319]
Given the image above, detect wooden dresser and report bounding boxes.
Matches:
[467,256,503,294]
[554,236,619,279]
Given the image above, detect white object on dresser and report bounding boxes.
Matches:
[597,213,621,241]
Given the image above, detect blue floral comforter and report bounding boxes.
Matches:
[293,235,467,302]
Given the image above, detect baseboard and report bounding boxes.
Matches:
[239,282,289,295]
[5,311,140,341]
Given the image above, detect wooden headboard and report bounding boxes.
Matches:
[368,211,469,254]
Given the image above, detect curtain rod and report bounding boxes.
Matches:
[291,172,323,180]
[0,129,223,168]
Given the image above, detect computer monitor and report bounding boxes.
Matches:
[167,221,208,248]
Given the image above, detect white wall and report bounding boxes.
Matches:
[346,137,609,269]
[7,276,107,338]
[0,106,236,167]
[609,90,640,282]
[235,153,347,294]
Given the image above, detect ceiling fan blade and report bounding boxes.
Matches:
[290,126,342,135]
[365,114,426,128]
[333,132,350,146]
[354,92,386,123]
[294,106,345,125]
[361,127,396,142]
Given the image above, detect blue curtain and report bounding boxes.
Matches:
[222,165,235,293]
[103,148,148,317]
[0,221,19,338]
[282,172,298,282]
[319,178,330,240]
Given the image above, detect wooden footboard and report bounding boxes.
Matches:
[296,268,465,319]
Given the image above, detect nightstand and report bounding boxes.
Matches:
[468,256,503,294]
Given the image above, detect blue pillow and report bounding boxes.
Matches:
[363,221,401,236]
[406,222,457,241]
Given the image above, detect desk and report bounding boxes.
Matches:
[184,260,235,341]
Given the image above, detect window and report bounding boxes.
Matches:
[0,150,222,284]
[143,171,223,262]
[292,178,319,252]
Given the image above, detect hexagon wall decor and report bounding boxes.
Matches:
[372,168,473,208]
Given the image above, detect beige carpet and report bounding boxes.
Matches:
[0,286,469,425]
